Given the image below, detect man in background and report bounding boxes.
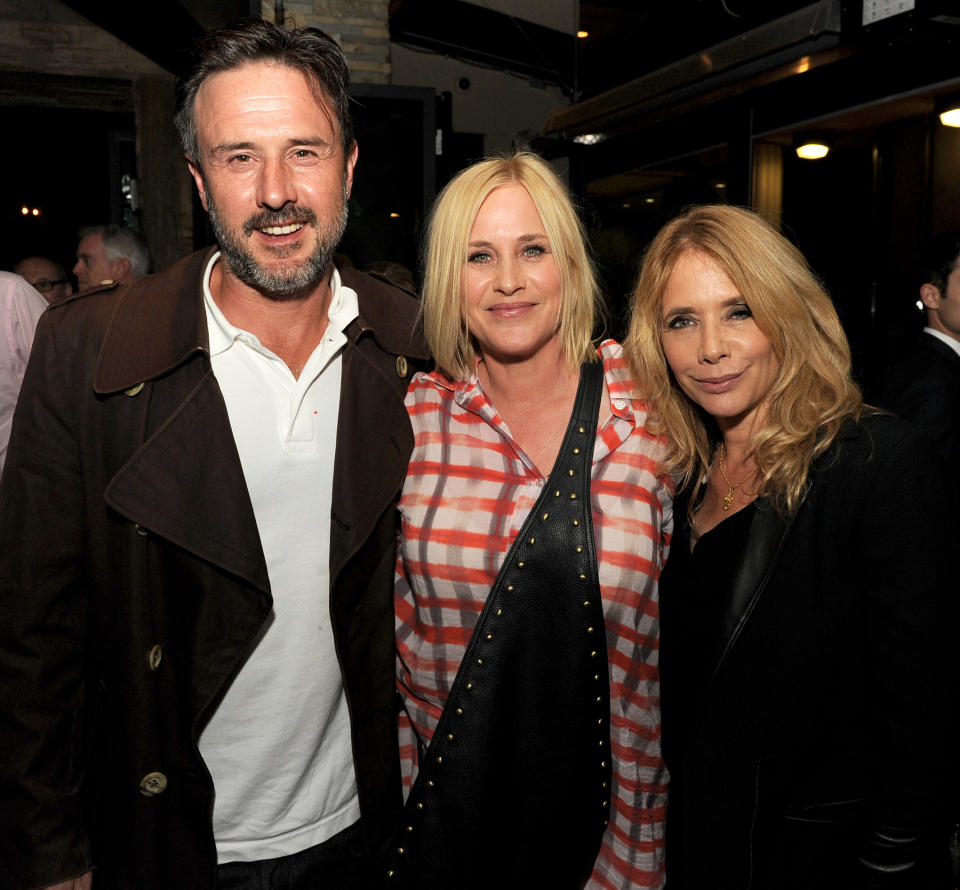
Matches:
[880,231,960,485]
[13,256,74,303]
[0,272,45,472]
[73,223,150,289]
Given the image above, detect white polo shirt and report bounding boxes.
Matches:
[198,253,361,863]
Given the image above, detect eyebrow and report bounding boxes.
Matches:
[468,233,546,247]
[662,295,747,317]
[209,137,333,155]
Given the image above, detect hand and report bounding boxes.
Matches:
[44,873,92,890]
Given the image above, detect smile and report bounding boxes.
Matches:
[259,223,305,236]
[693,371,743,393]
[488,301,536,318]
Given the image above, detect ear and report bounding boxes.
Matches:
[920,282,942,312]
[187,158,209,211]
[112,256,132,283]
[344,141,358,200]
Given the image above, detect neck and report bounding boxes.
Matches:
[477,341,575,409]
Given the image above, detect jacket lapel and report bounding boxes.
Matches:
[708,502,794,686]
[95,248,270,595]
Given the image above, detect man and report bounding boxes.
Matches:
[73,223,150,289]
[880,232,960,485]
[0,19,427,890]
[0,271,46,473]
[13,255,74,303]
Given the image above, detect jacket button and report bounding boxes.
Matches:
[124,382,145,397]
[396,355,408,377]
[139,771,167,797]
[134,524,148,537]
[147,645,163,671]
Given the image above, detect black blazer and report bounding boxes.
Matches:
[660,413,955,890]
[880,332,960,494]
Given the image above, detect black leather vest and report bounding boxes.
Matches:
[386,361,612,889]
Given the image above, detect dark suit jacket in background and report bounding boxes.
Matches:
[660,414,955,890]
[0,249,429,890]
[879,331,960,495]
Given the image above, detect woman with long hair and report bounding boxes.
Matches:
[626,204,953,889]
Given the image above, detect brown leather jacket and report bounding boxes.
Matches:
[0,249,428,889]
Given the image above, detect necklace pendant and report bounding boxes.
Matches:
[722,488,734,510]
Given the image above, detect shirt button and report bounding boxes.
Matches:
[147,644,163,671]
[536,478,544,487]
[613,399,626,410]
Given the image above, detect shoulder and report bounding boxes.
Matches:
[341,267,429,361]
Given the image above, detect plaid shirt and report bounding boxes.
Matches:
[396,341,671,888]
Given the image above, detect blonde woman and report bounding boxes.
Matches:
[389,153,671,888]
[626,204,953,889]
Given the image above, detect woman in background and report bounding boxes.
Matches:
[389,152,671,889]
[627,204,953,889]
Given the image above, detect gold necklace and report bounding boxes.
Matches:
[717,443,757,511]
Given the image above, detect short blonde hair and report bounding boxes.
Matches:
[422,152,600,380]
[626,204,862,515]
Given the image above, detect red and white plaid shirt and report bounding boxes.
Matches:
[396,341,671,888]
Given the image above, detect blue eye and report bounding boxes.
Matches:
[468,251,491,264]
[523,244,547,257]
[665,315,693,329]
[729,304,752,320]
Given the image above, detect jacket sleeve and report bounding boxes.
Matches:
[0,310,94,888]
[851,419,955,883]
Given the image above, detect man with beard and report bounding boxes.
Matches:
[0,19,427,890]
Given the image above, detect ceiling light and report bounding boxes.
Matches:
[937,95,960,127]
[573,133,604,145]
[794,132,831,160]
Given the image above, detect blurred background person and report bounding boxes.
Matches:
[13,256,73,304]
[880,231,960,493]
[73,223,150,289]
[0,271,46,473]
[627,204,953,890]
[391,152,671,889]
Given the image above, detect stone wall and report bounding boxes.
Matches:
[261,0,390,83]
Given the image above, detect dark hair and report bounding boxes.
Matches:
[174,18,354,164]
[921,231,960,294]
[78,224,151,279]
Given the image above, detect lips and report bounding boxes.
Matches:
[692,371,743,394]
[259,222,304,236]
[487,301,536,318]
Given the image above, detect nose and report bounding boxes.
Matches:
[494,254,524,296]
[699,319,728,363]
[257,156,297,210]
[72,259,83,280]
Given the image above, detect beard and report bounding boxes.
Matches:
[205,179,349,300]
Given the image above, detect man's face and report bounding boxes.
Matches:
[14,256,71,303]
[188,61,358,299]
[73,233,116,290]
[936,256,960,341]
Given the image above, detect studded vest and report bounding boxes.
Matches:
[386,361,611,889]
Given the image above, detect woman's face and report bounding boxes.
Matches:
[660,249,779,435]
[463,184,563,366]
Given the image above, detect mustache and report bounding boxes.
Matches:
[242,207,318,236]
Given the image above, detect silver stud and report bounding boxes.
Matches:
[388,870,395,878]
[583,600,591,607]
[598,718,603,725]
[477,658,483,665]
[542,512,549,520]
[428,779,436,786]
[599,740,604,747]
[601,760,607,768]
[596,696,602,703]
[587,626,595,633]
[398,845,406,853]
[568,469,575,477]
[529,537,536,545]
[570,493,577,500]
[507,585,514,592]
[437,755,444,764]
[594,674,600,681]
[572,520,579,526]
[496,608,503,616]
[578,426,586,433]
[573,447,580,455]
[576,546,583,554]
[465,683,473,691]
[555,490,561,497]
[447,733,454,741]
[580,573,587,580]
[517,561,525,568]
[456,708,463,716]
[485,633,493,641]
[590,650,598,657]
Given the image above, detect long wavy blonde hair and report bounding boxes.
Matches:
[625,204,862,515]
[421,152,600,380]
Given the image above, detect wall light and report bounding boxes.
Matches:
[794,132,831,160]
[573,132,604,145]
[936,95,960,127]
[577,30,588,38]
